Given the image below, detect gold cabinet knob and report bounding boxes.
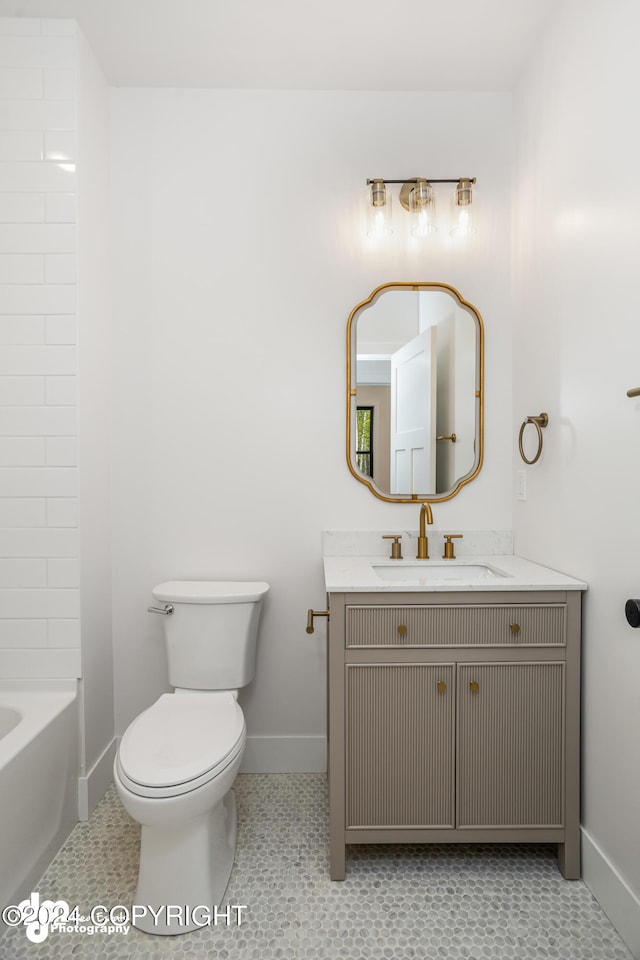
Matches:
[469,680,480,693]
[509,622,521,635]
[436,680,447,693]
[397,624,408,636]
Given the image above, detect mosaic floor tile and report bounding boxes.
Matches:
[0,774,633,959]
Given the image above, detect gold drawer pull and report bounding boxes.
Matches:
[436,680,447,693]
[469,680,480,693]
[509,622,521,635]
[397,624,408,637]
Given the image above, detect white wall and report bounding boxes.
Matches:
[0,17,80,679]
[512,0,640,953]
[110,89,513,766]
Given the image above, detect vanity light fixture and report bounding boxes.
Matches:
[366,177,476,239]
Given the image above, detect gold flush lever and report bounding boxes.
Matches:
[306,609,329,634]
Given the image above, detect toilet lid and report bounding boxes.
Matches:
[118,692,245,790]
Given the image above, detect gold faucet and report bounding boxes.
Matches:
[416,502,433,559]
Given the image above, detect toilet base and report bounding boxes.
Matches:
[132,789,238,935]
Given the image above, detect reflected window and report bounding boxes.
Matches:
[356,406,374,477]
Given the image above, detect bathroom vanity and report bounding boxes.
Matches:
[323,551,586,881]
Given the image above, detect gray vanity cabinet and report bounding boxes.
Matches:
[327,590,581,881]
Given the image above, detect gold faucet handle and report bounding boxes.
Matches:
[443,534,463,560]
[382,534,403,560]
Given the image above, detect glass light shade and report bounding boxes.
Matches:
[450,178,476,238]
[409,179,436,237]
[366,179,393,238]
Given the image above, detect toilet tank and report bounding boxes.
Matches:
[151,581,269,691]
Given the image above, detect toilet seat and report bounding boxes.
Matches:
[116,692,245,799]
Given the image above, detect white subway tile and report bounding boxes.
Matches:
[47,557,78,587]
[45,374,76,403]
[45,314,75,343]
[0,497,46,525]
[46,497,76,527]
[0,587,79,618]
[0,222,76,252]
[0,68,42,99]
[43,69,75,101]
[48,617,80,648]
[44,193,74,223]
[0,619,47,649]
[0,193,44,223]
[0,314,45,342]
[0,437,45,466]
[0,161,76,194]
[0,526,78,556]
[0,376,45,405]
[45,436,76,465]
[0,256,44,285]
[0,131,42,161]
[0,284,77,315]
[0,405,76,435]
[0,20,42,37]
[44,131,76,161]
[0,466,77,497]
[0,346,76,376]
[0,98,75,131]
[0,647,81,678]
[0,36,75,69]
[44,253,75,283]
[0,558,47,588]
[45,161,76,192]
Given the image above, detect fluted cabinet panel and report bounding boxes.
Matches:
[346,664,455,828]
[457,663,564,827]
[346,605,565,647]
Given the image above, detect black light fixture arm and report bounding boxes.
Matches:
[366,178,476,185]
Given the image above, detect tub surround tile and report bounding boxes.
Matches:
[0,15,78,682]
[0,192,45,222]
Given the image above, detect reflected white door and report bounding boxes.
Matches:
[390,328,437,494]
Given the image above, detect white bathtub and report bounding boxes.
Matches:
[0,681,78,914]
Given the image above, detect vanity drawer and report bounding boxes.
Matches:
[345,604,566,648]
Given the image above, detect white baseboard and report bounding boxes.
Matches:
[77,737,117,821]
[240,735,326,773]
[582,827,640,959]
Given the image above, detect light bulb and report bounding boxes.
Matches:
[409,179,436,238]
[366,179,393,238]
[450,178,476,238]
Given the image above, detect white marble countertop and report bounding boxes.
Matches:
[323,554,587,593]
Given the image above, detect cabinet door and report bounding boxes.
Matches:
[346,663,455,828]
[457,663,564,828]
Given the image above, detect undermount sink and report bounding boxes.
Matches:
[371,561,510,583]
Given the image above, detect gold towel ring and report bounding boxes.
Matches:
[518,413,549,465]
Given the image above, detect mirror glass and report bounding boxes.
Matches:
[347,282,483,502]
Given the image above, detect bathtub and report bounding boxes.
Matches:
[0,681,78,915]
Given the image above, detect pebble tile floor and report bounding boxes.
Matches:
[0,773,633,960]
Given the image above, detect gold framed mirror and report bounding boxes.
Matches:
[346,282,484,503]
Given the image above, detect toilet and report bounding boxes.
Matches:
[113,579,269,935]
